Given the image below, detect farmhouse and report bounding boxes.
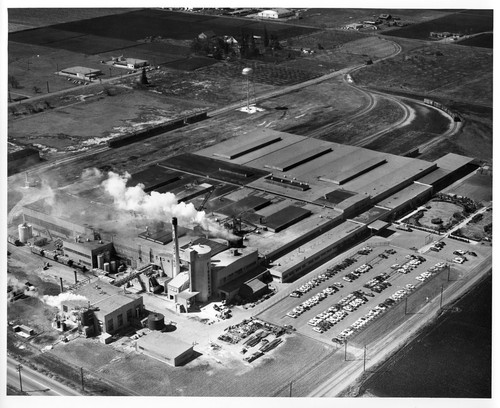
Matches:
[198,31,217,40]
[258,9,294,19]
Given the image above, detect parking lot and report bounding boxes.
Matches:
[258,233,487,345]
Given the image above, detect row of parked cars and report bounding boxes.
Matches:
[363,273,391,293]
[308,291,369,334]
[429,240,446,252]
[414,262,447,282]
[332,283,416,344]
[342,263,373,282]
[392,254,426,274]
[287,283,344,318]
[289,256,359,298]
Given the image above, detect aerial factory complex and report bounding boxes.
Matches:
[6,7,492,400]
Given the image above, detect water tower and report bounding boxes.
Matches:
[242,67,253,112]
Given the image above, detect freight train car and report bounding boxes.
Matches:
[424,98,462,122]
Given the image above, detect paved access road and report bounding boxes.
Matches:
[6,356,82,396]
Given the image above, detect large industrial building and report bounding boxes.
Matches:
[22,129,477,304]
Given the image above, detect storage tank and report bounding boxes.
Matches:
[18,223,33,243]
[97,254,104,270]
[147,313,165,331]
[104,262,110,272]
[110,260,117,273]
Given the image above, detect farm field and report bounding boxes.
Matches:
[457,33,493,48]
[8,8,136,32]
[295,8,453,30]
[384,9,493,42]
[8,86,212,153]
[10,9,318,45]
[352,43,493,106]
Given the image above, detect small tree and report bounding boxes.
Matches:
[33,86,41,94]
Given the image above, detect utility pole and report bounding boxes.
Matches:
[80,366,85,392]
[404,296,408,315]
[344,340,348,361]
[289,381,292,397]
[46,81,50,93]
[17,364,23,392]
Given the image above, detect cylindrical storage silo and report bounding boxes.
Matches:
[110,261,117,273]
[104,262,110,272]
[61,322,67,331]
[18,223,33,243]
[147,313,165,331]
[97,254,104,270]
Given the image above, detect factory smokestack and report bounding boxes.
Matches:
[172,217,180,277]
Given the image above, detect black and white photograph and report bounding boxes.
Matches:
[2,1,495,406]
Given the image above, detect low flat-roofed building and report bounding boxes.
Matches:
[93,293,144,334]
[434,153,475,172]
[269,220,368,282]
[63,238,113,268]
[377,182,433,218]
[60,66,102,80]
[136,331,195,366]
[113,57,149,69]
[71,277,144,334]
[258,8,294,19]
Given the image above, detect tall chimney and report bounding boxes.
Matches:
[172,217,180,277]
[60,277,64,293]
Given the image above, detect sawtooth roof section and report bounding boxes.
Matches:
[265,145,332,172]
[213,134,282,160]
[320,157,387,185]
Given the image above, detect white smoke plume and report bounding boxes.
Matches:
[42,293,89,310]
[102,171,212,229]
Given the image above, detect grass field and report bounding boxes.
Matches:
[444,173,492,203]
[418,201,463,231]
[363,99,450,154]
[459,209,492,241]
[50,332,333,396]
